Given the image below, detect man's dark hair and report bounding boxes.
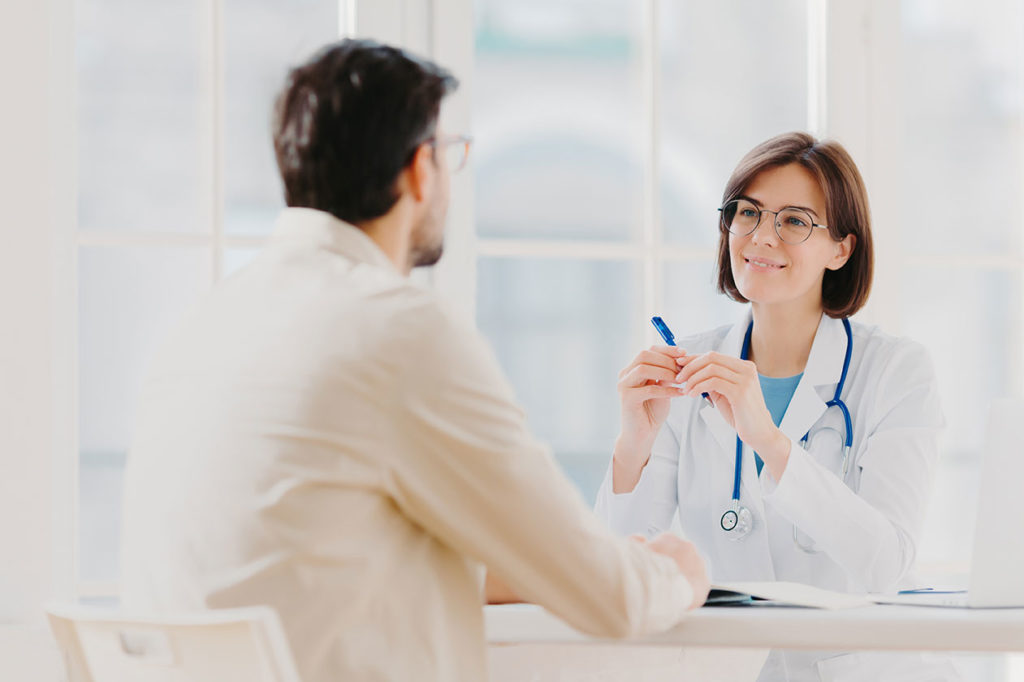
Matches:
[272,39,458,224]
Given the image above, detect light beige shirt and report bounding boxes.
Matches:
[120,208,694,682]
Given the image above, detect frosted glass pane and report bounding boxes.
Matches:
[78,247,209,581]
[223,247,263,276]
[661,259,748,341]
[899,0,1024,255]
[902,267,1021,572]
[223,0,340,235]
[477,258,640,503]
[76,0,204,231]
[659,0,808,248]
[79,452,127,585]
[474,0,644,240]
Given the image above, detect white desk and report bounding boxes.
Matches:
[487,603,1024,653]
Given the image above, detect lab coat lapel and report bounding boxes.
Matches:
[698,311,767,513]
[699,310,751,453]
[699,402,734,454]
[777,314,846,444]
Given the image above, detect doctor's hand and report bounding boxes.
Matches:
[674,352,791,478]
[634,533,710,610]
[613,346,688,490]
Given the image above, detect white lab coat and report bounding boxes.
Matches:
[596,310,960,681]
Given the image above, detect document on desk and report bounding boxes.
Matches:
[709,581,872,609]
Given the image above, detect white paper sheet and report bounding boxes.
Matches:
[711,581,872,609]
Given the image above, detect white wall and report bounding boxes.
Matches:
[0,0,81,677]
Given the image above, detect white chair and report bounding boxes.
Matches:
[45,604,302,682]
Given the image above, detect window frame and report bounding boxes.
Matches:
[70,0,364,600]
[22,0,1024,615]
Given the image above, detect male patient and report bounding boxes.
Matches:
[120,39,708,682]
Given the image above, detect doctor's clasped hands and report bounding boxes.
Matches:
[674,351,791,481]
[614,344,792,493]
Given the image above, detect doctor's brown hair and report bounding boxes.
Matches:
[715,132,874,318]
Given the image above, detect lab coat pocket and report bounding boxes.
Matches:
[816,651,962,682]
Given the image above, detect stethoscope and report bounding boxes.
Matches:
[720,317,854,552]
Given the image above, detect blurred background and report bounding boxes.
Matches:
[64,0,1024,675]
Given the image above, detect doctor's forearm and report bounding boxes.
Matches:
[611,438,650,493]
[767,443,916,592]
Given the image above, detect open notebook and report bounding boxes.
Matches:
[707,582,872,609]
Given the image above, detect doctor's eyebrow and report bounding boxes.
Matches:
[738,195,822,220]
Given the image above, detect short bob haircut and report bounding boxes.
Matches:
[716,132,873,319]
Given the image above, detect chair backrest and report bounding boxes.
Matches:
[45,604,302,682]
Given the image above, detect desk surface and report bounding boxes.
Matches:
[486,603,1024,652]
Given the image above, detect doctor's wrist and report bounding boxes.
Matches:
[758,429,791,480]
[611,437,651,494]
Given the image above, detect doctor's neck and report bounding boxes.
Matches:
[748,299,824,378]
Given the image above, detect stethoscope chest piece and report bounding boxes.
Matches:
[717,317,854,544]
[720,504,753,539]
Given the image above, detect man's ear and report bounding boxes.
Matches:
[404,143,434,202]
[827,233,856,271]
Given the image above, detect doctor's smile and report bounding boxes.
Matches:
[743,255,786,271]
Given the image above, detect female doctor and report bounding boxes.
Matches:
[595,133,953,681]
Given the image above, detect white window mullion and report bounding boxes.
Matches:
[224,235,271,250]
[426,0,476,319]
[902,255,1024,270]
[198,0,223,285]
[862,0,906,335]
[1017,0,1024,397]
[476,241,716,264]
[477,240,644,261]
[640,0,661,343]
[76,231,215,248]
[210,0,226,283]
[806,0,828,135]
[53,0,79,610]
[341,0,357,38]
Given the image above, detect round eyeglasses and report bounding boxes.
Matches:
[719,198,829,244]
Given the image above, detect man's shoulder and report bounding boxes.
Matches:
[388,287,486,358]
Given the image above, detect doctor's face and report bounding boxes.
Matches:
[727,163,852,312]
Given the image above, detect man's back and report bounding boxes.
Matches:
[122,208,696,682]
[122,209,491,681]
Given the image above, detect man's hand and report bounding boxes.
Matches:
[639,533,710,609]
[484,571,520,604]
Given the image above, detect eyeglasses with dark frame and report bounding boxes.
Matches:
[718,198,830,244]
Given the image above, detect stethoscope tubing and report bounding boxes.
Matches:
[723,318,854,537]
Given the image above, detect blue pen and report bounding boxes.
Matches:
[651,316,713,408]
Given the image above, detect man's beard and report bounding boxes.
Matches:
[410,239,444,268]
[409,199,446,268]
